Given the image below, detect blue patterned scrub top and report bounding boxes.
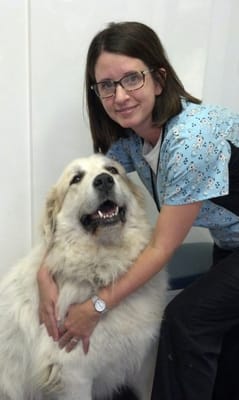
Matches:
[107,99,239,249]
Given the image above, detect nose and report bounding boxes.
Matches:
[93,173,114,192]
[114,83,130,100]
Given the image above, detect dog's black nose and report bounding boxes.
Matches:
[93,173,114,192]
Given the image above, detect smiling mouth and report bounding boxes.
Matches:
[80,200,126,232]
[117,105,137,114]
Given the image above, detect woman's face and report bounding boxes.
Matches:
[94,52,162,136]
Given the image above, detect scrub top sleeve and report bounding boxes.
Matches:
[160,129,231,205]
[107,139,135,173]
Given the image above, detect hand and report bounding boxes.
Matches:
[37,265,59,340]
[58,300,101,354]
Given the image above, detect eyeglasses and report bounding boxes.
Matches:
[91,69,154,99]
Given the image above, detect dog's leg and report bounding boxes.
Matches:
[131,370,153,400]
[0,374,26,400]
[58,377,92,400]
[130,342,158,400]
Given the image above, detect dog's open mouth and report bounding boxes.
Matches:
[80,200,126,231]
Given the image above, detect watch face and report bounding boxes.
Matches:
[95,299,106,312]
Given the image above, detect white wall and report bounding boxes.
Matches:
[0,0,32,276]
[1,0,239,276]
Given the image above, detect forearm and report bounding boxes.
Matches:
[98,242,170,309]
[37,262,59,339]
[98,201,202,310]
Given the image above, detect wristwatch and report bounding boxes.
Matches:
[91,295,107,314]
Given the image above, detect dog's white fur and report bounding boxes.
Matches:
[0,154,167,400]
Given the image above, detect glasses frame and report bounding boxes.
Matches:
[91,69,154,99]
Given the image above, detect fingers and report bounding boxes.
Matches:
[82,336,90,354]
[58,331,72,349]
[39,307,59,341]
[58,332,90,354]
[48,314,59,341]
[59,332,79,352]
[65,337,80,353]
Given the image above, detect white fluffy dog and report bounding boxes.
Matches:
[0,154,167,400]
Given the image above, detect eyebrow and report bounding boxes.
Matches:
[97,70,142,82]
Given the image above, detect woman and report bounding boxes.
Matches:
[38,21,239,399]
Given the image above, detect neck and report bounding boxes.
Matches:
[142,126,162,147]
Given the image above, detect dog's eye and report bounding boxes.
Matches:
[70,172,84,185]
[106,166,119,175]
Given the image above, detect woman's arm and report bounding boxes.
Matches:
[60,201,202,352]
[37,265,59,340]
[101,201,202,308]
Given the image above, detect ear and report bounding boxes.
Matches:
[158,67,167,78]
[154,67,167,95]
[41,186,62,245]
[126,176,145,209]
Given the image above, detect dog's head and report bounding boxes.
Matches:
[42,154,146,246]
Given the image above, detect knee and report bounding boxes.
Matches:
[159,294,195,347]
[164,291,191,325]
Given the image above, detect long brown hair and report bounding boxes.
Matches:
[85,21,201,153]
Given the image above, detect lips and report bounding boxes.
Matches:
[80,200,126,232]
[116,104,138,115]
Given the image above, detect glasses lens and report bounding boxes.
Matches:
[95,80,115,98]
[122,72,144,91]
[92,71,148,98]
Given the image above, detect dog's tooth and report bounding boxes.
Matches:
[98,210,103,218]
[97,206,119,220]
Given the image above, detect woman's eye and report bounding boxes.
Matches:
[100,80,114,90]
[125,72,140,85]
[70,173,84,185]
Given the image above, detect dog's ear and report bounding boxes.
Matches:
[41,186,63,245]
[126,177,146,208]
